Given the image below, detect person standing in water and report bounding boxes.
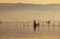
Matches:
[46,20,51,31]
[46,20,51,27]
[33,20,39,32]
[0,21,1,24]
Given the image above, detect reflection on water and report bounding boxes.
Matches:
[0,21,60,35]
[0,21,60,39]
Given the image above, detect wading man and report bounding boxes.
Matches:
[33,20,39,32]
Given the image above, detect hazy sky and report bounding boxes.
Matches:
[0,0,60,21]
[0,0,60,4]
[0,9,60,21]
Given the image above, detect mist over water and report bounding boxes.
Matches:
[0,20,60,36]
[0,3,60,39]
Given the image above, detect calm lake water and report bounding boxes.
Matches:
[0,21,60,39]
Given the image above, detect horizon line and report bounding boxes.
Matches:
[0,2,60,5]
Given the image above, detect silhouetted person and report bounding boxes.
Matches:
[46,20,51,30]
[46,20,50,26]
[58,22,60,26]
[23,22,25,30]
[53,22,55,32]
[0,21,1,24]
[33,20,39,31]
